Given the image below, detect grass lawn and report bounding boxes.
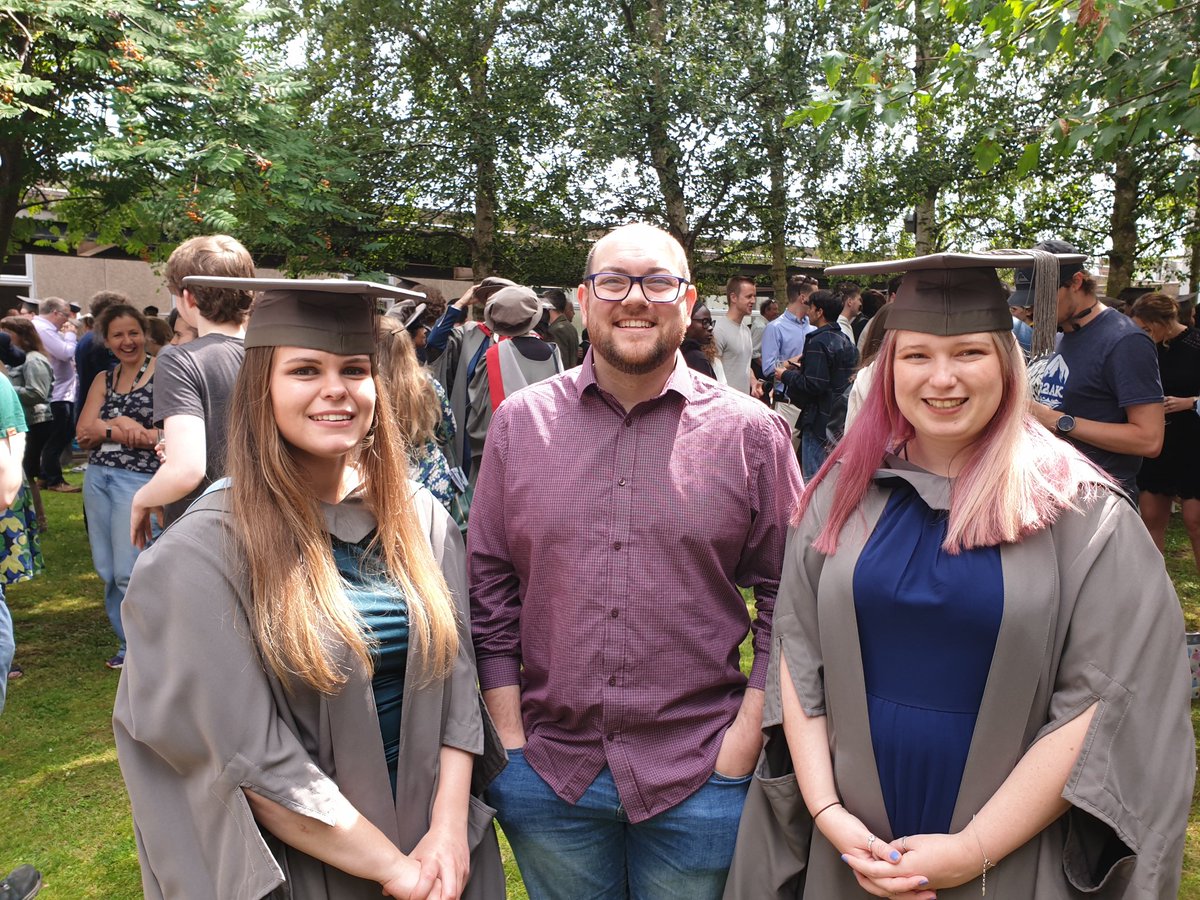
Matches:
[2,477,1199,898]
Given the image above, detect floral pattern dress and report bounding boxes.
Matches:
[408,376,457,512]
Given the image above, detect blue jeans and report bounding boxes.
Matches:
[487,750,750,900]
[84,465,154,655]
[0,591,12,715]
[801,428,829,481]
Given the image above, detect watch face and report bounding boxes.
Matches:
[1056,415,1076,434]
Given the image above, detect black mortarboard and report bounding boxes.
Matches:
[182,277,424,355]
[825,251,1086,353]
[16,295,38,313]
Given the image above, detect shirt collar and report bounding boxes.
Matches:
[873,454,952,511]
[574,349,697,405]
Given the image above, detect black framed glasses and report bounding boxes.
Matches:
[586,272,690,303]
[694,317,715,329]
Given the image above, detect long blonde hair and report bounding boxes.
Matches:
[226,345,459,693]
[376,321,441,448]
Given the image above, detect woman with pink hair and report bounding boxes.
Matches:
[726,253,1193,900]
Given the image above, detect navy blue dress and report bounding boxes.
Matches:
[853,483,1003,837]
[332,535,409,793]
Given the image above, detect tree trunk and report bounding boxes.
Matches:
[911,3,939,255]
[639,0,693,262]
[0,137,23,267]
[1189,164,1200,296]
[468,59,497,280]
[1106,149,1139,301]
[914,189,938,255]
[765,124,789,300]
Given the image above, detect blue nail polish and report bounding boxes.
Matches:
[840,854,848,863]
[918,879,929,886]
[890,850,901,862]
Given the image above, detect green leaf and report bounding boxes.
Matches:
[823,51,846,89]
[974,136,1002,174]
[1191,60,1200,91]
[1015,141,1040,178]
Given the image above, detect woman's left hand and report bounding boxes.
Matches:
[1164,395,1194,414]
[409,819,470,900]
[843,831,980,895]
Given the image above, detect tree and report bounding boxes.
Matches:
[793,0,1198,293]
[293,0,580,279]
[0,0,361,267]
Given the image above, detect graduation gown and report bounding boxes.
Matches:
[113,484,506,900]
[725,462,1194,899]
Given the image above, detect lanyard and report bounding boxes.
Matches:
[107,354,151,416]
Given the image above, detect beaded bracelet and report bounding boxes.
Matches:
[971,814,995,896]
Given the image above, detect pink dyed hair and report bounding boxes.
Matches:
[796,329,1112,554]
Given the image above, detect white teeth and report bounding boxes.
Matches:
[617,320,652,328]
[926,399,966,409]
[311,414,352,421]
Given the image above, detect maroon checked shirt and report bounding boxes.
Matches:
[468,353,802,822]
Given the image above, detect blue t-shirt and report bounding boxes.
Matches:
[1035,307,1162,493]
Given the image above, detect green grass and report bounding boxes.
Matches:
[2,480,1199,897]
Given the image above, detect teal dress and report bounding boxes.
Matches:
[332,535,409,792]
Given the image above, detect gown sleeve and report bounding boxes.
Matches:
[1039,491,1194,895]
[113,511,347,900]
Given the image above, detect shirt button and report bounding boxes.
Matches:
[611,608,619,618]
[608,675,617,686]
[624,417,633,427]
[613,541,622,550]
[606,732,615,742]
[618,478,626,486]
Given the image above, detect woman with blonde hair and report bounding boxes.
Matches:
[726,253,1192,899]
[114,278,504,900]
[377,316,458,513]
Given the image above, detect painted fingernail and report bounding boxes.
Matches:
[890,850,901,861]
[840,854,848,863]
[918,879,929,886]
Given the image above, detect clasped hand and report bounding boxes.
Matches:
[819,806,978,900]
[382,819,469,900]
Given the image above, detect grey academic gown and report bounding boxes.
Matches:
[725,463,1194,899]
[113,484,506,900]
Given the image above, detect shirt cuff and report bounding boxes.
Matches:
[748,650,770,691]
[476,654,521,691]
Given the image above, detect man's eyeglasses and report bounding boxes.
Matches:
[586,272,690,303]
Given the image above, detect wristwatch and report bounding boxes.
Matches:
[1055,414,1076,435]
[105,427,112,440]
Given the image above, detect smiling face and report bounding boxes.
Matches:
[270,347,376,474]
[579,227,696,379]
[892,330,1004,469]
[104,315,146,364]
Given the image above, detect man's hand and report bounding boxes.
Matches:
[453,287,477,311]
[1030,400,1059,431]
[713,687,764,778]
[482,685,527,750]
[1164,395,1195,415]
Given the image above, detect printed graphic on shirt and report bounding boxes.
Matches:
[1035,354,1070,409]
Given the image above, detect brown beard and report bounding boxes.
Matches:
[592,320,685,375]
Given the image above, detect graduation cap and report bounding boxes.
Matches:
[383,298,428,332]
[182,277,424,355]
[824,250,1086,357]
[16,295,38,314]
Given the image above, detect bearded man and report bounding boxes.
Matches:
[468,222,801,899]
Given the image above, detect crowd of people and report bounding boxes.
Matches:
[0,225,1196,900]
